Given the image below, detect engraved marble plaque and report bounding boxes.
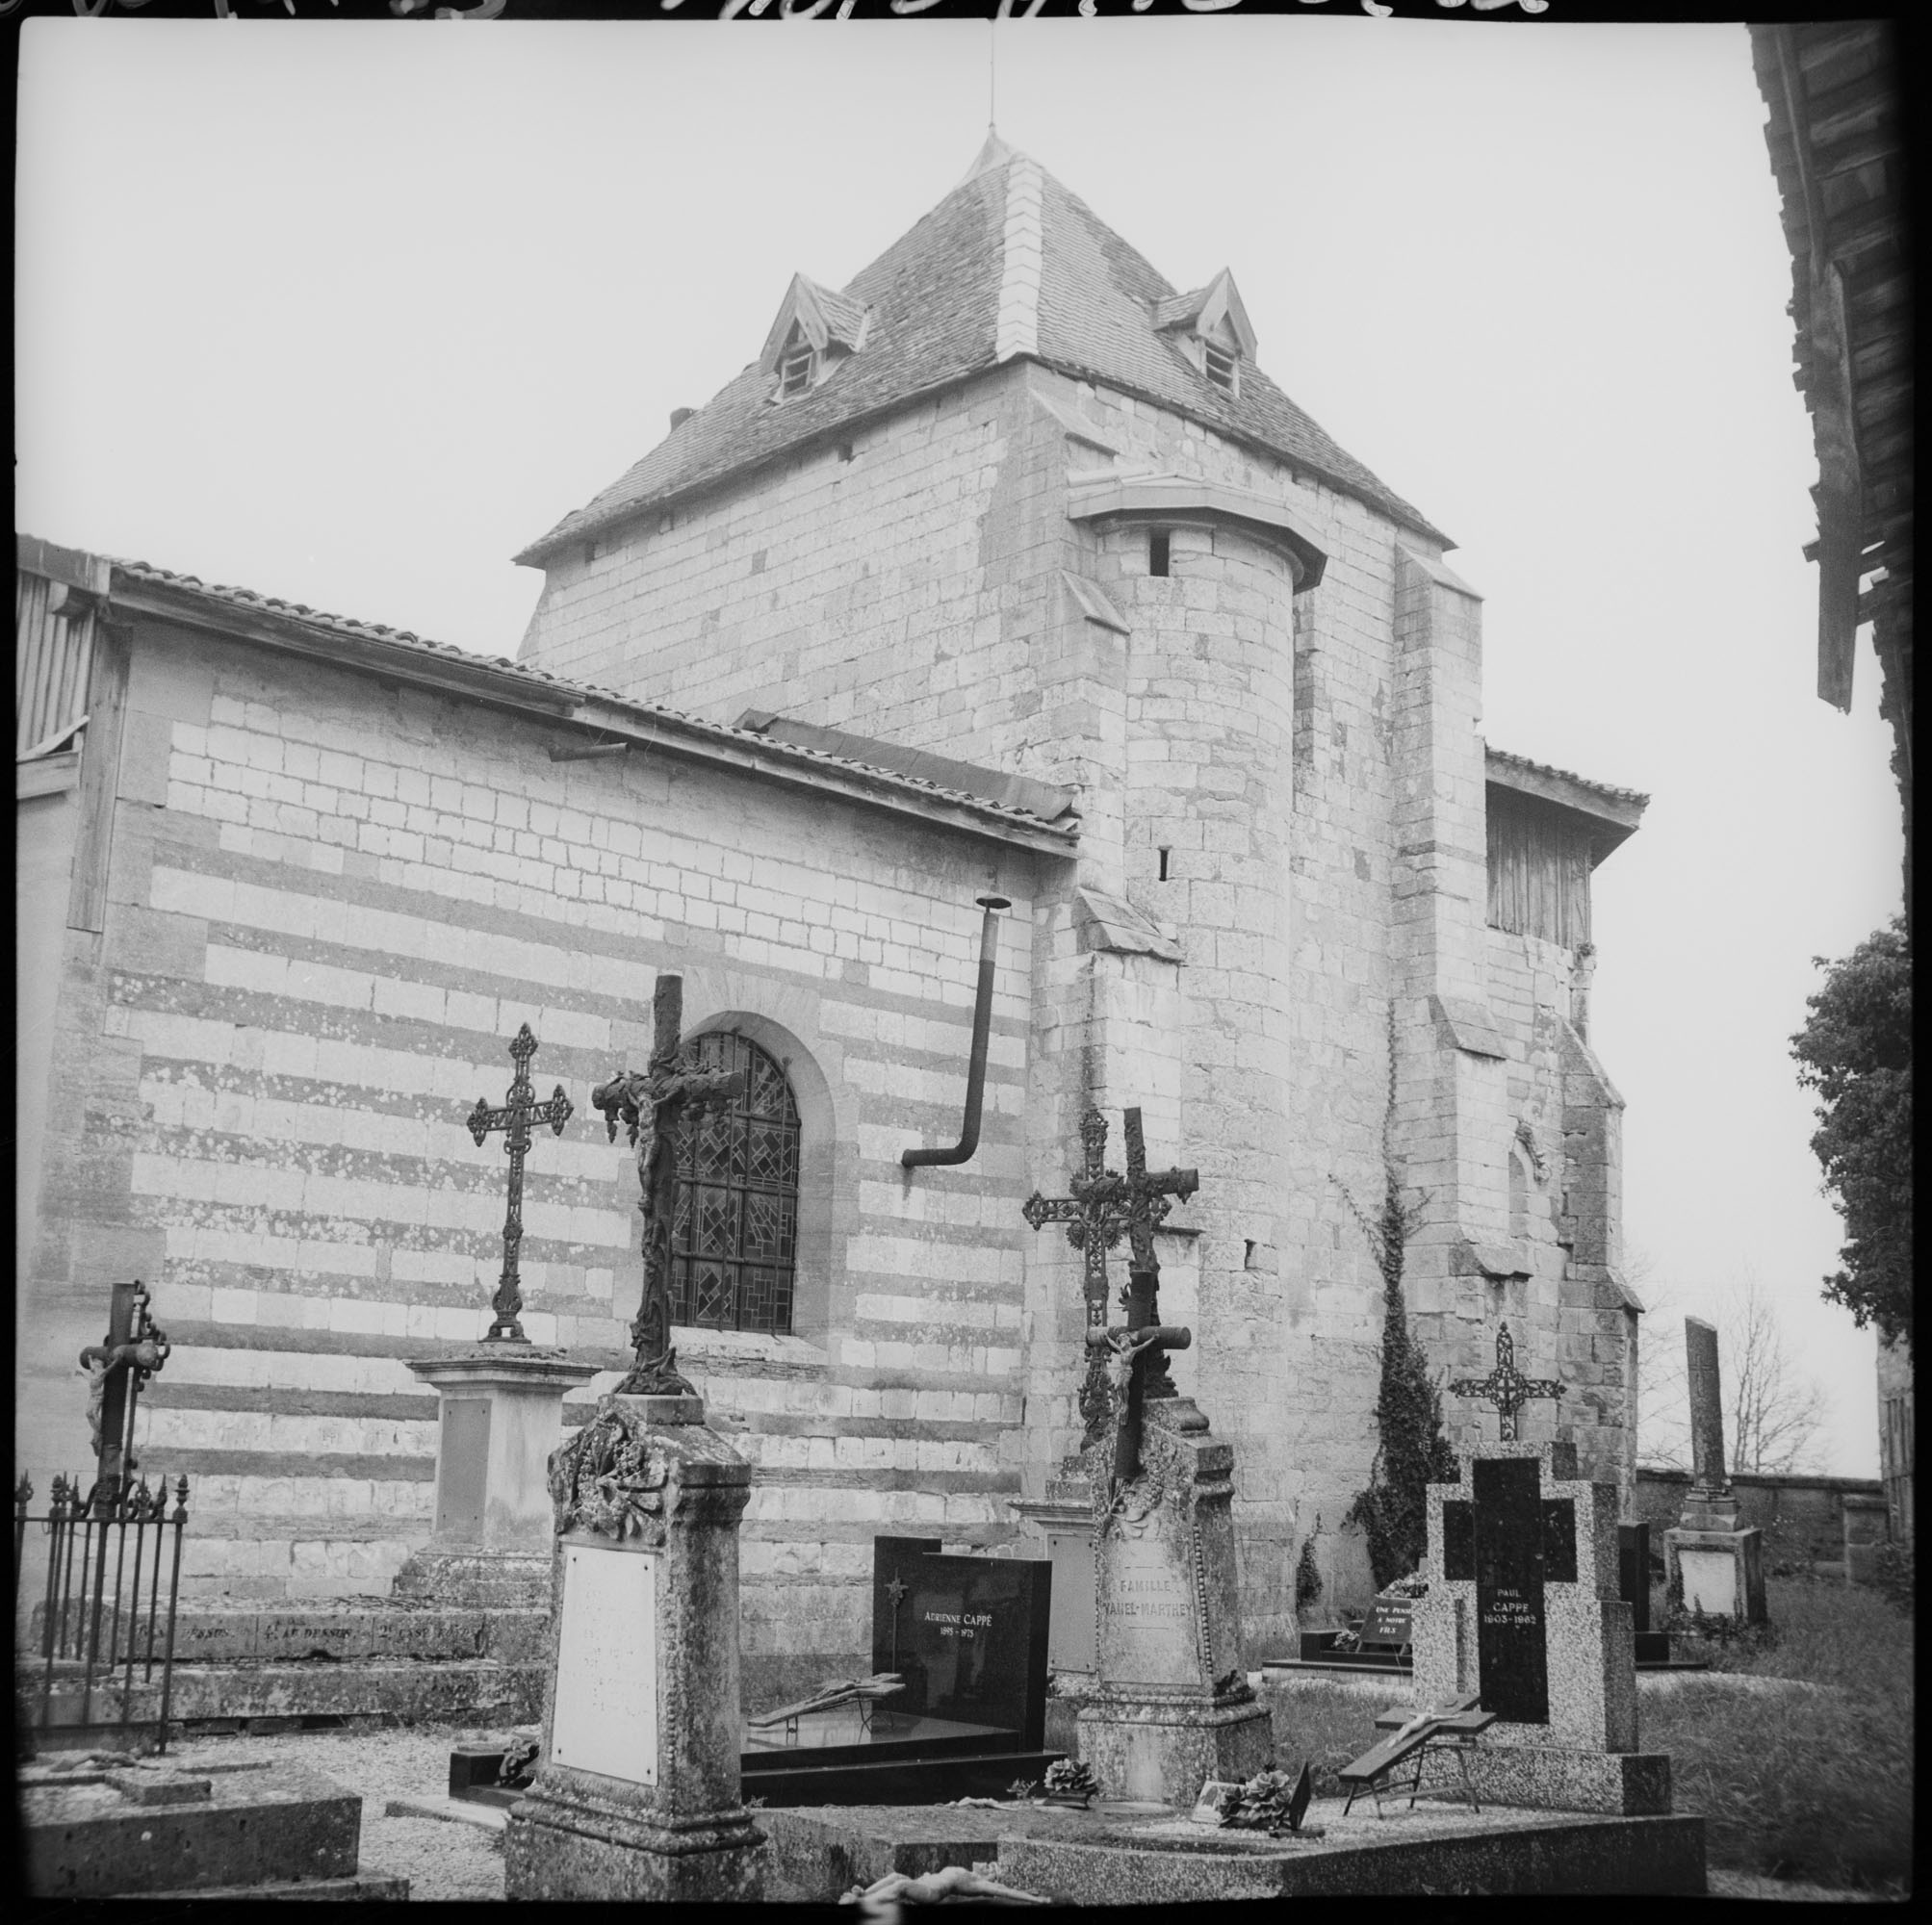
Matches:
[1679,1548,1739,1617]
[1101,1533,1199,1686]
[551,1542,658,1785]
[437,1399,490,1541]
[1045,1529,1097,1674]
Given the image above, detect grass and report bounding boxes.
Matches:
[1643,1575,1915,1894]
[1268,1576,1914,1895]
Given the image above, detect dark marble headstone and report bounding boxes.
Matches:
[869,1540,1052,1752]
[1443,1457,1553,1726]
[1618,1522,1651,1636]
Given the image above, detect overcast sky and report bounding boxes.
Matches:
[18,16,1904,1475]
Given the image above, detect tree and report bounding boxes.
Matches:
[1790,917,1913,1352]
[1336,1006,1459,1591]
[1634,1265,1831,1476]
[1725,1272,1832,1476]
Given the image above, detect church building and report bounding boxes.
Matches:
[16,139,1646,1686]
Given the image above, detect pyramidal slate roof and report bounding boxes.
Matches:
[517,139,1446,565]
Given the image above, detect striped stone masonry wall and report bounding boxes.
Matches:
[20,622,1050,1653]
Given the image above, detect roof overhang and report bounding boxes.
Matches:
[1484,746,1647,863]
[96,564,1079,859]
[1067,475,1329,590]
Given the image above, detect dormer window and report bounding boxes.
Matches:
[779,337,816,399]
[760,273,870,406]
[1154,267,1258,404]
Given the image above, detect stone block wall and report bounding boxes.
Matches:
[1631,1468,1886,1571]
[17,619,1048,1663]
[516,355,1639,1646]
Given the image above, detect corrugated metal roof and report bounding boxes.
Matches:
[87,552,1079,841]
[517,148,1446,565]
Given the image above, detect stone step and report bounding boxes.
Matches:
[30,1595,547,1665]
[27,1658,544,1730]
[177,1869,412,1901]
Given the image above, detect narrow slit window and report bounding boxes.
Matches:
[1158,846,1172,881]
[1149,530,1171,578]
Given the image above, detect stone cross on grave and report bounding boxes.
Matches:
[468,1024,575,1344]
[1023,1106,1198,1447]
[77,1278,170,1508]
[1450,1321,1565,1444]
[592,974,744,1399]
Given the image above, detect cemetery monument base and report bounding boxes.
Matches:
[1075,1397,1273,1808]
[502,1392,764,1903]
[398,1345,600,1610]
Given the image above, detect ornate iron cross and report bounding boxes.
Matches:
[1449,1322,1565,1443]
[1023,1106,1198,1447]
[468,1024,574,1344]
[77,1278,170,1506]
[591,974,744,1398]
[1116,1106,1198,1405]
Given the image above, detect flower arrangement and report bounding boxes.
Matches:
[1043,1758,1098,1807]
[1217,1768,1303,1835]
[1383,1573,1430,1600]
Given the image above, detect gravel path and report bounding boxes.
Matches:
[164,1724,509,1902]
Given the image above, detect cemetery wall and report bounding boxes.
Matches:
[16,615,1054,1669]
[1631,1467,1885,1570]
[517,357,1636,1639]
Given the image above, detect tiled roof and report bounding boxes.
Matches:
[517,147,1446,564]
[91,552,1079,841]
[1484,746,1649,810]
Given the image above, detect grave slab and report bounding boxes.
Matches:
[20,1757,402,1899]
[758,1798,1707,1901]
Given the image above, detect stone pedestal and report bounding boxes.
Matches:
[1412,1442,1670,1817]
[1075,1399,1271,1808]
[395,1344,599,1608]
[1010,1487,1098,1757]
[502,1393,763,1904]
[1842,1491,1892,1585]
[1662,1486,1767,1625]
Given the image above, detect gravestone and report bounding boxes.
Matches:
[1023,1105,1266,1810]
[736,1538,1058,1806]
[396,1026,598,1609]
[502,1392,762,1902]
[1410,1440,1672,1815]
[1662,1320,1767,1624]
[870,1539,1052,1747]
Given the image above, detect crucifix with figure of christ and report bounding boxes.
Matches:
[467,1024,574,1344]
[1449,1322,1565,1443]
[1023,1105,1198,1465]
[77,1278,171,1509]
[592,974,744,1398]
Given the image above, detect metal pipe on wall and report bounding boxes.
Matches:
[901,895,1011,1168]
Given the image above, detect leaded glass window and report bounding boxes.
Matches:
[669,1032,800,1336]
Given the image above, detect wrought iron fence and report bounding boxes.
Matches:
[13,1471,189,1751]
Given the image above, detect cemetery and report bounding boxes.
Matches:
[14,88,1911,1906]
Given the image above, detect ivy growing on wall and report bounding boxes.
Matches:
[1334,1004,1458,1594]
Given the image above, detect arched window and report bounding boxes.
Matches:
[670,1031,801,1336]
